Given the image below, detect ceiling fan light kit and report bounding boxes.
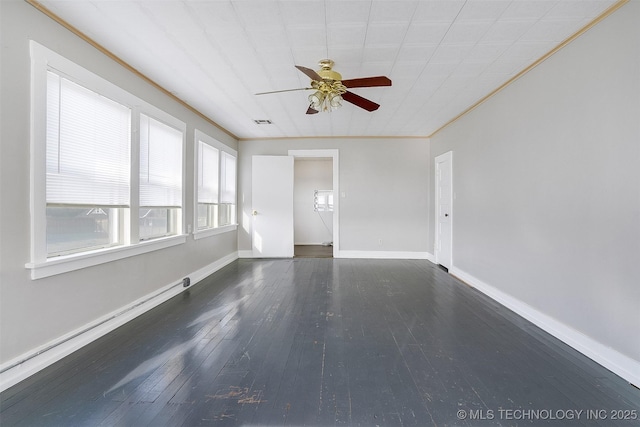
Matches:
[257,59,391,115]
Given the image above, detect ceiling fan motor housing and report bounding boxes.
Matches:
[317,59,342,81]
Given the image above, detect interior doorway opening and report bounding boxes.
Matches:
[293,158,333,258]
[289,149,339,258]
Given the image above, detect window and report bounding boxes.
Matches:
[314,190,334,212]
[194,130,237,238]
[28,42,186,279]
[197,140,219,229]
[139,114,183,240]
[45,71,131,256]
[219,151,237,226]
[46,206,118,256]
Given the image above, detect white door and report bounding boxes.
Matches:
[435,152,453,269]
[252,155,294,257]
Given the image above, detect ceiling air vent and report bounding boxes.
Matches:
[253,119,272,125]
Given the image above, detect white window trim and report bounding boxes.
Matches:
[192,129,237,239]
[25,235,187,280]
[193,224,237,240]
[27,41,186,279]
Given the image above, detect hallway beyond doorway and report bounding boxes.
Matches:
[294,244,332,258]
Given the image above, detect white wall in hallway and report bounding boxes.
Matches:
[294,160,333,245]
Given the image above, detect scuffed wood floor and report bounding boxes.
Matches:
[1,258,639,426]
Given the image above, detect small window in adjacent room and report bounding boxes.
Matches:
[194,130,237,237]
[314,190,334,212]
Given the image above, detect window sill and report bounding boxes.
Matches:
[193,224,237,240]
[25,234,187,280]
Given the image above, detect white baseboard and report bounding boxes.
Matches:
[187,252,238,284]
[0,252,238,392]
[238,250,253,258]
[239,249,436,263]
[450,266,640,388]
[294,242,335,246]
[337,250,434,261]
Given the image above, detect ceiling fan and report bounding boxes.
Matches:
[256,59,392,114]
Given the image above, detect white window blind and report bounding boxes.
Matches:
[46,71,131,206]
[139,114,183,208]
[197,141,219,204]
[220,151,236,204]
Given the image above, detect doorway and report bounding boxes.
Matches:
[289,149,339,258]
[293,158,333,258]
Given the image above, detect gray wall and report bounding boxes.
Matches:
[294,160,333,245]
[430,2,640,363]
[239,138,430,254]
[0,1,238,363]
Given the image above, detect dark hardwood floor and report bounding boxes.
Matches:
[294,245,333,258]
[1,259,639,426]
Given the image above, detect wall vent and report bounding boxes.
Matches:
[253,119,272,124]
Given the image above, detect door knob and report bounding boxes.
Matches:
[252,210,258,216]
[445,213,449,217]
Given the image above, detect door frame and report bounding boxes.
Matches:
[289,149,339,258]
[434,151,453,268]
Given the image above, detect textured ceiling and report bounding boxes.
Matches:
[36,0,619,140]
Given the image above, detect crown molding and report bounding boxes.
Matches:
[238,135,428,142]
[427,0,629,139]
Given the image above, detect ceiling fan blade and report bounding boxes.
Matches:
[255,87,312,95]
[342,91,380,112]
[295,65,323,81]
[341,76,392,88]
[306,105,319,115]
